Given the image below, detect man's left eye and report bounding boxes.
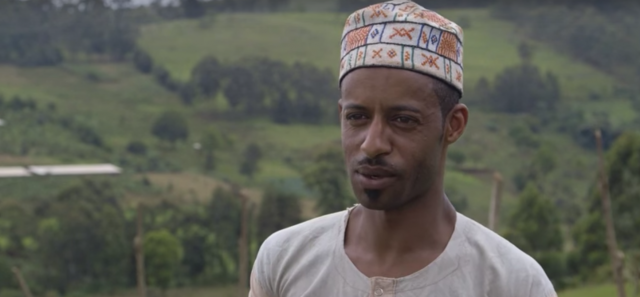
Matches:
[393,116,415,124]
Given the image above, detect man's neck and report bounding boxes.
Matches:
[344,187,457,277]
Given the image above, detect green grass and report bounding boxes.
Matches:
[138,9,621,103]
[558,283,635,297]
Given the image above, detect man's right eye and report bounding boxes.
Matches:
[346,113,367,121]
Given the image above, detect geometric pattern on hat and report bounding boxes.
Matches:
[339,0,464,95]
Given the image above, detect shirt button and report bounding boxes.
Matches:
[374,288,384,296]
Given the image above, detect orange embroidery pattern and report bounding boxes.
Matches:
[388,49,397,59]
[345,16,351,27]
[371,9,388,19]
[390,27,416,40]
[399,4,416,12]
[355,13,361,25]
[372,48,383,59]
[445,63,450,74]
[456,70,462,82]
[437,31,458,60]
[358,51,364,62]
[422,31,428,44]
[404,51,411,62]
[421,54,439,69]
[344,26,372,54]
[414,11,449,26]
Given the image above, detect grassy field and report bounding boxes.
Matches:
[559,283,635,297]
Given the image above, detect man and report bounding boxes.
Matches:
[249,1,557,296]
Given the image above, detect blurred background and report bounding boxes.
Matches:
[0,0,639,296]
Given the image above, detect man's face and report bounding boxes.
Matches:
[339,68,457,211]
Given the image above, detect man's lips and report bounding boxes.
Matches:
[355,166,398,190]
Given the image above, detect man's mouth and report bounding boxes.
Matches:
[355,166,397,190]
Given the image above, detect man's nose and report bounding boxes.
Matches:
[360,117,391,159]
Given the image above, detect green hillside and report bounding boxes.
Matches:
[138,9,620,102]
[1,9,637,223]
[135,9,640,222]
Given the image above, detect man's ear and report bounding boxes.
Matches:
[445,103,468,145]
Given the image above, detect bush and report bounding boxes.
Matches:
[133,49,154,74]
[126,141,148,155]
[152,111,189,145]
[534,251,568,290]
[508,124,540,148]
[447,149,466,166]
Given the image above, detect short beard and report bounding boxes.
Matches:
[364,189,382,200]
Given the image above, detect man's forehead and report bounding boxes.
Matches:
[342,68,438,97]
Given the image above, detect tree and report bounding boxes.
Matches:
[200,129,222,171]
[257,187,302,244]
[489,64,561,114]
[445,184,469,214]
[302,147,354,215]
[271,92,294,124]
[206,187,241,281]
[144,229,183,293]
[133,49,154,74]
[223,66,265,113]
[571,133,640,281]
[152,111,189,145]
[36,180,130,295]
[240,143,263,179]
[518,41,535,64]
[503,183,565,288]
[191,56,224,98]
[181,0,205,18]
[127,140,148,155]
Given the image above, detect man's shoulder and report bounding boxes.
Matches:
[260,209,347,256]
[457,214,557,296]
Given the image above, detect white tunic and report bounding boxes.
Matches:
[249,206,557,297]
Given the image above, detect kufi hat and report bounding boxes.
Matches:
[339,0,464,95]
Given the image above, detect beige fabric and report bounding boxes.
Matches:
[249,206,557,297]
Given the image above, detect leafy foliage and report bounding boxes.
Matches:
[240,143,263,179]
[188,56,338,124]
[504,183,566,288]
[152,111,189,145]
[144,229,184,292]
[257,187,302,243]
[35,180,130,295]
[303,147,355,215]
[479,62,561,114]
[493,4,640,84]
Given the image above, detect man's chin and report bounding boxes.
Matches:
[354,191,401,211]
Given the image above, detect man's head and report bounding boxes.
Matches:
[337,1,468,210]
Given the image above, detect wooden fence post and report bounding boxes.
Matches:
[11,266,34,297]
[134,203,147,297]
[488,172,503,232]
[595,129,626,297]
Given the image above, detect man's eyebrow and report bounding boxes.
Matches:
[389,104,421,114]
[343,103,367,110]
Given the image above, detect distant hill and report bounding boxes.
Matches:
[1,9,637,225]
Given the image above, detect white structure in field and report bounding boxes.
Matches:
[0,164,122,178]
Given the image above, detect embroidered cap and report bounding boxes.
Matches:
[339,0,464,95]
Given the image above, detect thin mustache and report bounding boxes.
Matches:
[356,157,393,168]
